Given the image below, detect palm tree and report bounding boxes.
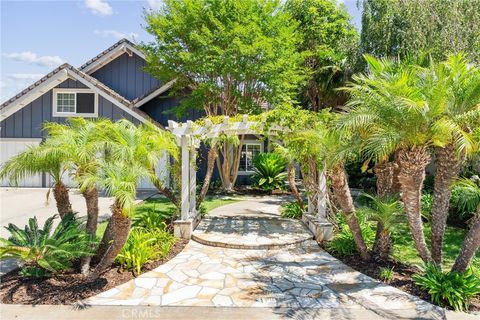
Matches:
[426,55,480,265]
[273,144,304,209]
[451,178,480,273]
[0,142,72,218]
[86,119,177,276]
[340,55,457,263]
[362,193,403,260]
[43,118,111,273]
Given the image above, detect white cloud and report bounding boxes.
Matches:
[85,0,113,16]
[94,29,139,41]
[3,51,64,67]
[7,73,44,81]
[146,0,163,10]
[0,74,45,103]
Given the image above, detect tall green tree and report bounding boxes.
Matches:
[143,0,304,192]
[359,0,480,64]
[285,0,358,110]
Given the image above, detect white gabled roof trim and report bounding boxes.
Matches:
[0,70,68,121]
[80,41,146,75]
[66,70,150,124]
[134,79,177,108]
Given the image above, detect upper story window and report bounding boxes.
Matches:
[53,89,98,117]
[239,142,262,173]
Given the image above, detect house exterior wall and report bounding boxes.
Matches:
[0,79,140,139]
[91,52,160,100]
[139,95,205,127]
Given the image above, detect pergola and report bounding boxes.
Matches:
[166,115,328,239]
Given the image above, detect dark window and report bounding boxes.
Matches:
[76,93,95,114]
[239,143,261,172]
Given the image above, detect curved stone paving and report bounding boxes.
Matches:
[84,198,444,318]
[192,217,313,249]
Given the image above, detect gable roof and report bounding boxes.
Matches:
[79,39,146,74]
[133,79,176,108]
[0,63,158,126]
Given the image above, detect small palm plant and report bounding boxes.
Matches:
[361,193,403,261]
[0,214,96,277]
[251,153,288,191]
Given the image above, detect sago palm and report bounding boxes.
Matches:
[424,55,480,265]
[0,141,72,218]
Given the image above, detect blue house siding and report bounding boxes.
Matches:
[91,53,160,101]
[140,95,205,127]
[0,80,140,139]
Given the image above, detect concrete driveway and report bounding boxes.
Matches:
[0,188,116,237]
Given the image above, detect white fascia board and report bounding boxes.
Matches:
[0,70,69,121]
[134,79,177,108]
[81,43,146,75]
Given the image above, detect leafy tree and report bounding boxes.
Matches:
[285,0,359,110]
[143,0,305,192]
[0,141,72,218]
[359,0,480,64]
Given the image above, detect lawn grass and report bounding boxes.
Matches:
[95,195,240,238]
[392,222,480,271]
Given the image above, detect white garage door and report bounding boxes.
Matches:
[0,138,43,187]
[138,154,170,190]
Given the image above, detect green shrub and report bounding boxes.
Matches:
[115,229,176,274]
[280,201,303,219]
[328,211,375,256]
[450,177,480,220]
[251,153,288,191]
[133,207,176,230]
[413,263,480,311]
[379,267,395,282]
[0,214,97,277]
[421,193,433,221]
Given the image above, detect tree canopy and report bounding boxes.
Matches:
[143,0,305,117]
[360,0,480,64]
[285,0,358,110]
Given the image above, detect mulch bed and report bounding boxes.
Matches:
[0,239,188,305]
[324,248,480,312]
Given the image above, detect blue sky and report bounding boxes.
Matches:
[0,0,361,103]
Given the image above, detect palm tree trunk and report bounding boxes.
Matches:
[451,211,480,273]
[91,202,131,277]
[331,166,370,260]
[197,146,217,209]
[81,186,99,275]
[397,146,432,263]
[431,144,461,265]
[53,181,72,219]
[372,162,397,260]
[288,163,304,209]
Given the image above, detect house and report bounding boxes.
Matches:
[0,39,265,188]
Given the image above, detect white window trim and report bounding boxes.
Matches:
[52,88,98,117]
[238,140,263,175]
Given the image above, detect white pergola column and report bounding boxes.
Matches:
[180,135,190,220]
[317,169,327,218]
[189,146,197,214]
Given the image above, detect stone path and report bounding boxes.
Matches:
[85,197,444,319]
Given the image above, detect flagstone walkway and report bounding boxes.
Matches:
[84,197,444,318]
